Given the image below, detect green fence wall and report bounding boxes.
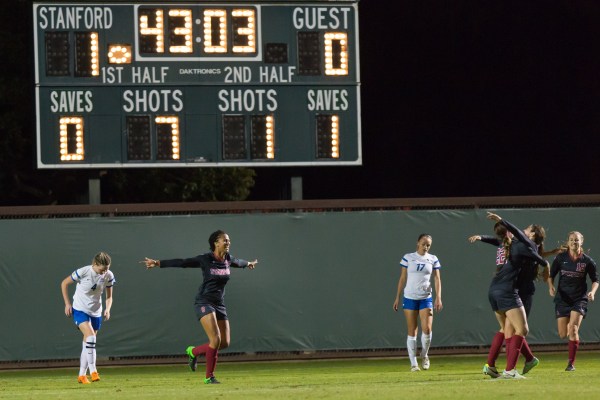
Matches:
[1,208,599,361]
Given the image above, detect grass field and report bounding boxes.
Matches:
[1,352,598,399]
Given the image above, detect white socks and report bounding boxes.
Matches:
[421,332,432,358]
[407,336,418,367]
[79,341,89,376]
[85,336,97,373]
[407,332,433,367]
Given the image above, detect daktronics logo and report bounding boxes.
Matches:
[179,68,222,75]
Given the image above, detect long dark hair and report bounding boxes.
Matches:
[529,224,546,255]
[209,230,226,251]
[494,222,512,261]
[529,224,547,280]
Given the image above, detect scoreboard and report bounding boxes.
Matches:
[33,1,361,168]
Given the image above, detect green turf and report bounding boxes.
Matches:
[1,352,598,399]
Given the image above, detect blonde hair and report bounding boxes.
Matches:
[569,231,584,242]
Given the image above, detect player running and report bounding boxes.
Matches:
[549,231,599,371]
[142,230,257,384]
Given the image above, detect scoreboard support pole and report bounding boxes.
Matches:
[291,176,303,200]
[88,177,101,204]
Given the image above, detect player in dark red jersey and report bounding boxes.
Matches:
[142,230,257,384]
[469,222,565,378]
[471,222,562,378]
[482,212,550,379]
[549,231,599,371]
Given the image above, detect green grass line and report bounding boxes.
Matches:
[1,352,598,399]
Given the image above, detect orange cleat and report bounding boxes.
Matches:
[91,371,100,382]
[78,375,91,384]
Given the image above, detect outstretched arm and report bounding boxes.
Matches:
[141,257,160,269]
[468,235,481,243]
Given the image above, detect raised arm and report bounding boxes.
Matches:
[486,212,546,265]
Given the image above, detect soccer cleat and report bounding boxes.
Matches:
[483,363,500,378]
[186,346,198,372]
[204,376,221,384]
[522,357,539,374]
[91,371,100,382]
[565,364,575,371]
[78,375,91,384]
[501,369,526,379]
[422,356,430,370]
[410,365,421,372]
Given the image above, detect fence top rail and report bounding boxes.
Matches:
[1,194,600,218]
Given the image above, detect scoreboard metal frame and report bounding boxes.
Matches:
[33,1,361,168]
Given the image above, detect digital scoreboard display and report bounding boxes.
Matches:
[33,1,361,168]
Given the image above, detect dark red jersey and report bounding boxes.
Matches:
[551,251,599,305]
[160,252,249,305]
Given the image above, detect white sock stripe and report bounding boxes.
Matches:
[85,336,97,348]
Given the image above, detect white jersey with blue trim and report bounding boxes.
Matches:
[400,252,441,300]
[71,265,116,317]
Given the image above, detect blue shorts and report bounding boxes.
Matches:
[403,296,433,311]
[73,308,102,331]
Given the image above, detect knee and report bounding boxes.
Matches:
[209,334,222,349]
[568,323,580,338]
[219,340,230,350]
[517,326,529,337]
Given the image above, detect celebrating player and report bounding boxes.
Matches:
[142,230,257,384]
[60,252,115,384]
[549,231,599,371]
[483,212,550,379]
[393,234,443,371]
[470,222,561,377]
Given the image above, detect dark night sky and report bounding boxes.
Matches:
[249,1,600,200]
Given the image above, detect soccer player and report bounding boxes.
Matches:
[549,231,599,371]
[142,230,257,384]
[393,234,443,371]
[60,252,115,384]
[484,212,550,379]
[470,223,561,377]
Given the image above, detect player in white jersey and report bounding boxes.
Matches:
[393,234,443,371]
[60,252,115,384]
